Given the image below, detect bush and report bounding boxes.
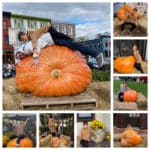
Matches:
[92,70,110,81]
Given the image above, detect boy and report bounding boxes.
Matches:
[17,25,104,68]
[132,45,144,73]
[7,118,29,147]
[121,8,138,34]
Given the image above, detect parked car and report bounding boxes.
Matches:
[119,77,137,82]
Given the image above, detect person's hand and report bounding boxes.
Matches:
[32,59,41,67]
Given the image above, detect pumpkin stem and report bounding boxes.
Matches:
[51,69,61,78]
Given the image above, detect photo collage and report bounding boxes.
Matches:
[1,1,149,149]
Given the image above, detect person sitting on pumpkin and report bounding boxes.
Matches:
[6,118,29,147]
[17,25,104,68]
[80,120,98,147]
[120,8,138,34]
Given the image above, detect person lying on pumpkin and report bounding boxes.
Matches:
[118,81,129,102]
[80,120,98,147]
[6,118,29,147]
[17,25,104,68]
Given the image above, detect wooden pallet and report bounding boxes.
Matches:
[21,93,97,110]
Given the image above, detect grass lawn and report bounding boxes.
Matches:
[114,80,147,97]
[92,69,110,81]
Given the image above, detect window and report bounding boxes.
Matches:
[68,25,73,35]
[3,21,7,29]
[40,22,49,27]
[27,20,37,29]
[14,18,24,28]
[61,26,66,34]
[4,35,9,46]
[77,113,95,122]
[53,25,59,32]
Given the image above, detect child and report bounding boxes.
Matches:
[80,120,97,147]
[7,118,29,147]
[48,116,56,135]
[17,25,104,68]
[121,8,138,34]
[132,45,144,73]
[118,81,128,102]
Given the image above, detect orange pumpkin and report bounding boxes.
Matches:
[15,45,92,96]
[7,138,33,147]
[121,129,142,146]
[116,4,133,20]
[114,56,135,73]
[123,90,138,102]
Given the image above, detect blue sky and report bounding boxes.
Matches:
[3,3,110,39]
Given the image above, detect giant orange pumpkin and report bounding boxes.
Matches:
[7,138,33,147]
[15,45,92,96]
[123,90,138,102]
[121,129,142,146]
[114,56,135,73]
[116,4,133,20]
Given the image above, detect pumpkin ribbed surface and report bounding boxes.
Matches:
[123,90,138,102]
[7,138,33,147]
[121,129,142,146]
[15,45,92,96]
[116,4,133,20]
[114,56,135,73]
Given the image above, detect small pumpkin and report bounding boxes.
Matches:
[116,4,133,20]
[7,138,33,147]
[114,56,135,73]
[15,45,92,96]
[123,90,138,102]
[121,129,142,146]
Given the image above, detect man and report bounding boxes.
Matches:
[80,120,98,147]
[17,25,104,68]
[7,118,29,147]
[120,8,138,34]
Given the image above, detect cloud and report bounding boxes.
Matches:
[3,3,110,39]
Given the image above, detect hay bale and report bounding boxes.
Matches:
[137,15,147,30]
[115,102,138,110]
[136,93,147,108]
[40,135,51,147]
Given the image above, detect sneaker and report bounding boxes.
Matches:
[96,53,104,68]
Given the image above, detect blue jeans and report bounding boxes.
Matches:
[54,39,99,58]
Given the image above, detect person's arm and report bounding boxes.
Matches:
[31,25,51,49]
[23,118,29,127]
[9,120,17,128]
[90,128,98,139]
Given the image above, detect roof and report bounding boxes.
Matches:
[11,13,51,22]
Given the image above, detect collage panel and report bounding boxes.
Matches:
[77,113,110,148]
[113,113,148,148]
[2,113,36,148]
[113,76,147,111]
[2,2,111,111]
[113,2,148,37]
[39,113,74,148]
[114,39,148,74]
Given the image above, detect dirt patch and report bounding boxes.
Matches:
[3,78,110,110]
